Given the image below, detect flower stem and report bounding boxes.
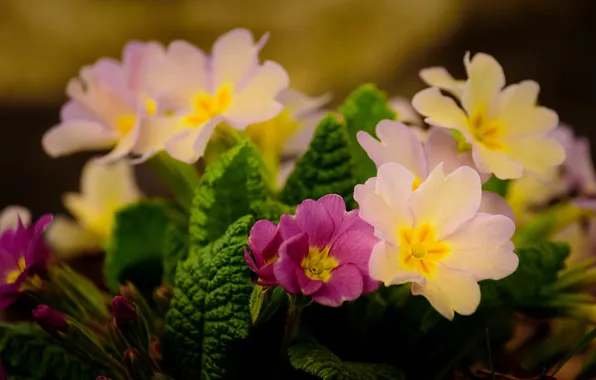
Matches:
[147,152,201,210]
[282,299,302,351]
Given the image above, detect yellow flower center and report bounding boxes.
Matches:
[184,86,232,127]
[399,224,450,276]
[468,108,505,151]
[115,98,158,136]
[301,246,338,282]
[412,176,423,191]
[5,257,26,284]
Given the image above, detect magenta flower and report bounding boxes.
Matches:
[273,195,380,307]
[32,305,69,337]
[244,220,285,286]
[0,215,52,309]
[0,360,5,380]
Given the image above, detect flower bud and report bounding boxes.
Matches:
[119,285,133,298]
[32,305,68,337]
[112,296,138,326]
[96,377,112,380]
[154,285,173,315]
[0,360,7,380]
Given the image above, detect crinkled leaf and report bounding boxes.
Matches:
[190,140,267,249]
[163,215,254,380]
[0,323,107,380]
[250,200,295,224]
[281,114,357,207]
[338,84,395,184]
[105,200,171,293]
[289,338,404,380]
[162,223,189,286]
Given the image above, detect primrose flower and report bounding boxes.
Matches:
[355,163,518,320]
[46,159,142,257]
[0,215,52,309]
[412,52,564,179]
[136,28,290,163]
[273,194,379,307]
[42,42,161,163]
[358,120,513,219]
[244,220,284,286]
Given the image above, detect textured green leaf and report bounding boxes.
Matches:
[105,200,171,293]
[482,175,510,197]
[162,223,189,286]
[281,114,357,207]
[338,83,395,184]
[163,215,254,380]
[0,323,107,380]
[250,200,295,224]
[190,140,267,250]
[289,338,404,380]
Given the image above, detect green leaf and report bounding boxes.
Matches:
[163,215,254,380]
[338,83,395,184]
[249,285,287,325]
[482,175,509,197]
[288,338,404,380]
[281,114,357,207]
[105,200,171,293]
[147,151,201,210]
[250,200,295,224]
[0,323,107,380]
[190,139,267,250]
[162,223,189,286]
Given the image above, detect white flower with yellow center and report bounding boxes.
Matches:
[412,52,564,179]
[354,162,518,320]
[136,28,290,164]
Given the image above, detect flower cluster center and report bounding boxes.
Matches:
[468,108,504,151]
[399,224,450,276]
[301,246,338,282]
[184,86,232,127]
[115,98,157,136]
[5,257,26,284]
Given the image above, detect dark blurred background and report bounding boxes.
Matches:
[1,0,595,216]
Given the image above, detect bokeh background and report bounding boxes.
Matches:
[1,0,595,217]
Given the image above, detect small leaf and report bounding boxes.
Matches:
[249,286,287,325]
[190,139,268,249]
[482,175,510,197]
[0,323,107,380]
[105,200,171,293]
[281,114,357,207]
[338,83,395,184]
[163,215,254,380]
[288,338,404,380]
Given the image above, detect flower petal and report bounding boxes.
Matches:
[223,61,289,129]
[412,88,469,135]
[165,120,218,164]
[462,52,505,116]
[329,225,378,273]
[412,265,481,320]
[368,241,423,285]
[410,164,481,239]
[311,263,363,307]
[357,120,427,177]
[248,220,278,258]
[478,191,515,221]
[45,216,101,259]
[274,233,309,294]
[419,67,464,99]
[505,136,565,177]
[42,121,116,158]
[317,194,346,230]
[471,145,523,180]
[442,213,518,280]
[294,200,334,249]
[0,206,31,232]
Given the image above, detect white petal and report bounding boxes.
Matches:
[462,52,505,116]
[165,120,218,164]
[277,160,296,189]
[224,61,289,129]
[357,120,427,177]
[506,136,565,177]
[442,213,518,280]
[369,241,423,285]
[471,145,523,180]
[277,89,331,119]
[412,88,469,135]
[211,28,268,90]
[42,121,117,158]
[409,164,481,239]
[412,265,481,320]
[419,67,464,99]
[132,115,188,158]
[0,206,31,231]
[45,216,101,259]
[282,111,323,156]
[478,191,515,221]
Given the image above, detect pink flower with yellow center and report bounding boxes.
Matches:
[272,195,379,307]
[412,52,565,180]
[355,163,518,320]
[42,42,161,163]
[0,215,52,309]
[136,28,290,163]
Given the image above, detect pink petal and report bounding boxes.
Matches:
[478,191,515,221]
[274,234,309,294]
[329,226,378,274]
[42,121,116,158]
[279,214,303,240]
[317,194,346,230]
[295,200,334,249]
[248,220,278,256]
[311,264,363,307]
[279,232,309,265]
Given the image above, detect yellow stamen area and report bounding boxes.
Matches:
[412,176,423,191]
[301,246,338,282]
[115,98,158,136]
[265,255,279,266]
[399,224,450,277]
[468,107,505,151]
[5,257,26,284]
[184,86,232,127]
